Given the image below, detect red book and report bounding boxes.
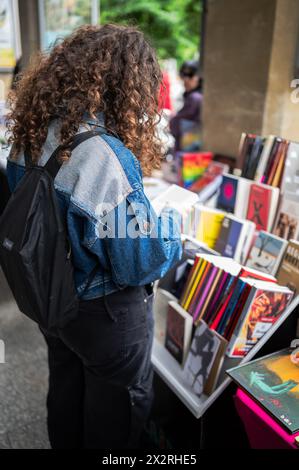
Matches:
[246,184,271,231]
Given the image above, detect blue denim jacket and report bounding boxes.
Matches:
[6,115,182,299]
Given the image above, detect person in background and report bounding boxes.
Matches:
[169,60,202,152]
[6,24,182,449]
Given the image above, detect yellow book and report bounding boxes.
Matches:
[196,210,225,248]
[184,259,208,311]
[180,257,203,307]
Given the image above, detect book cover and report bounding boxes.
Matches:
[165,301,193,365]
[227,348,299,433]
[277,240,299,295]
[246,184,271,231]
[228,284,293,357]
[214,216,243,259]
[180,152,213,187]
[217,174,238,213]
[182,320,222,397]
[183,259,208,311]
[192,265,219,322]
[189,161,228,193]
[245,231,288,276]
[153,289,178,345]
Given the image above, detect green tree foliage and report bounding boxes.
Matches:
[100,0,202,64]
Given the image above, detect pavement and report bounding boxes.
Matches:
[0,268,50,449]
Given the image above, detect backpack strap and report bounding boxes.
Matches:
[44,128,108,179]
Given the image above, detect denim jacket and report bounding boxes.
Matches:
[6,115,182,299]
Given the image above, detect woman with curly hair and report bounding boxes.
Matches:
[6,24,182,449]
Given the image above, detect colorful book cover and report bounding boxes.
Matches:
[214,216,243,259]
[273,195,299,241]
[277,240,299,295]
[165,301,193,365]
[196,209,225,248]
[245,231,287,276]
[189,161,227,193]
[228,287,293,357]
[246,184,271,231]
[188,262,213,315]
[243,136,264,180]
[183,320,222,397]
[180,152,213,187]
[227,348,299,433]
[217,175,238,213]
[192,266,219,322]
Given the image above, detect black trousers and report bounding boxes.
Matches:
[41,285,155,449]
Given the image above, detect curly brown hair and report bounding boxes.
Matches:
[7,23,163,175]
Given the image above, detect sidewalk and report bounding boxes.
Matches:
[0,269,50,449]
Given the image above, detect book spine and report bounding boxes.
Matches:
[193,266,218,323]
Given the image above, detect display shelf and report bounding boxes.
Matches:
[151,294,299,419]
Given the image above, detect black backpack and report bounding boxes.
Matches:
[0,129,105,331]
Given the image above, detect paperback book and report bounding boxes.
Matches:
[165,300,193,365]
[246,182,279,231]
[245,231,288,276]
[227,348,299,433]
[281,142,299,197]
[227,279,293,357]
[183,319,227,397]
[214,214,255,263]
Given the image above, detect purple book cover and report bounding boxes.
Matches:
[193,266,218,322]
[204,272,229,323]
